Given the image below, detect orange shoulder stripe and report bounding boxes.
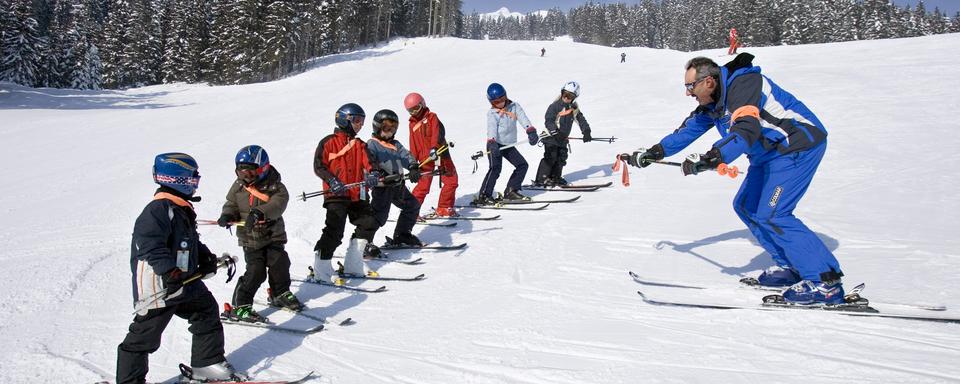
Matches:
[731,105,760,122]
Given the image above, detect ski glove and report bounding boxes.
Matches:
[364,170,382,189]
[162,268,185,297]
[628,144,664,168]
[428,148,439,162]
[198,253,218,280]
[682,147,722,176]
[526,127,539,145]
[216,213,237,228]
[245,209,264,229]
[582,131,592,143]
[486,140,501,158]
[327,177,347,195]
[407,166,422,183]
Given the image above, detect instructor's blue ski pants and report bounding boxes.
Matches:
[732,141,841,282]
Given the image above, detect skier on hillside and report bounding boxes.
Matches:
[404,92,460,218]
[311,103,382,283]
[476,82,539,204]
[118,153,243,383]
[216,145,300,324]
[621,52,626,63]
[625,53,845,305]
[534,81,592,187]
[367,109,424,247]
[728,28,740,55]
[541,47,546,57]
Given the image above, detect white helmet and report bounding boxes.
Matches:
[561,81,580,98]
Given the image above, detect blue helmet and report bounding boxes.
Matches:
[486,83,506,101]
[153,152,200,196]
[335,103,366,131]
[235,145,270,183]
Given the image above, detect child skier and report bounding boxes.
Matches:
[217,145,300,324]
[476,83,539,205]
[403,92,459,217]
[312,103,382,283]
[117,153,243,383]
[535,81,592,187]
[366,109,424,247]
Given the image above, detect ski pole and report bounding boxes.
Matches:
[616,153,744,178]
[569,136,617,143]
[132,254,238,315]
[299,181,366,201]
[418,142,455,168]
[197,219,245,227]
[470,130,555,174]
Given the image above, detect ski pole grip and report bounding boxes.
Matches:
[470,151,483,161]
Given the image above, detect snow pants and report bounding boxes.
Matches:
[315,200,378,259]
[480,147,528,197]
[232,243,291,307]
[116,290,224,384]
[412,159,458,211]
[372,184,422,237]
[535,143,569,184]
[732,142,842,282]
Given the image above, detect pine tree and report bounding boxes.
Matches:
[1,0,45,87]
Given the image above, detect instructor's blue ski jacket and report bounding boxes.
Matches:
[659,53,828,165]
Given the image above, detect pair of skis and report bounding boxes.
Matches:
[453,195,582,211]
[177,365,315,384]
[521,181,613,192]
[628,271,959,323]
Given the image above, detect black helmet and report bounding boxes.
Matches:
[372,109,399,139]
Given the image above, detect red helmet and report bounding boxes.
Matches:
[404,92,425,115]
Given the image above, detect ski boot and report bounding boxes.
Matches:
[755,265,802,287]
[311,252,342,285]
[502,189,531,201]
[341,238,374,277]
[434,207,460,218]
[390,232,423,247]
[781,279,845,305]
[268,291,303,311]
[181,360,247,382]
[224,304,267,323]
[471,194,498,206]
[552,177,569,186]
[364,242,382,259]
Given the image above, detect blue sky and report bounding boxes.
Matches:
[461,0,959,16]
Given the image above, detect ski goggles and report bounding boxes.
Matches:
[490,95,507,106]
[379,119,399,131]
[561,91,577,101]
[154,172,200,189]
[407,104,423,116]
[236,163,267,180]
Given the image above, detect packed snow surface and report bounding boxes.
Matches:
[2,33,959,383]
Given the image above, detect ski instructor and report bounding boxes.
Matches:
[626,53,845,305]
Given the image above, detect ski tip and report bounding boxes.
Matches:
[375,286,388,292]
[338,317,355,326]
[414,274,426,280]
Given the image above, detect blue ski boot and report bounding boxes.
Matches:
[782,279,845,305]
[756,265,802,287]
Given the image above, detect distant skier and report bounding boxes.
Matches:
[311,103,382,283]
[366,109,424,247]
[626,54,845,305]
[118,153,243,383]
[534,81,592,187]
[217,145,300,324]
[621,52,626,63]
[728,28,739,55]
[541,47,546,57]
[476,83,538,204]
[404,92,460,218]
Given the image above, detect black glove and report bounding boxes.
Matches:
[216,213,236,228]
[682,147,722,176]
[364,170,381,188]
[487,140,501,158]
[526,127,539,145]
[245,209,264,229]
[582,131,592,143]
[407,166,422,183]
[328,177,347,195]
[162,268,185,296]
[628,144,664,168]
[198,253,218,279]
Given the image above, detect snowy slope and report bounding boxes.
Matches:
[2,34,960,383]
